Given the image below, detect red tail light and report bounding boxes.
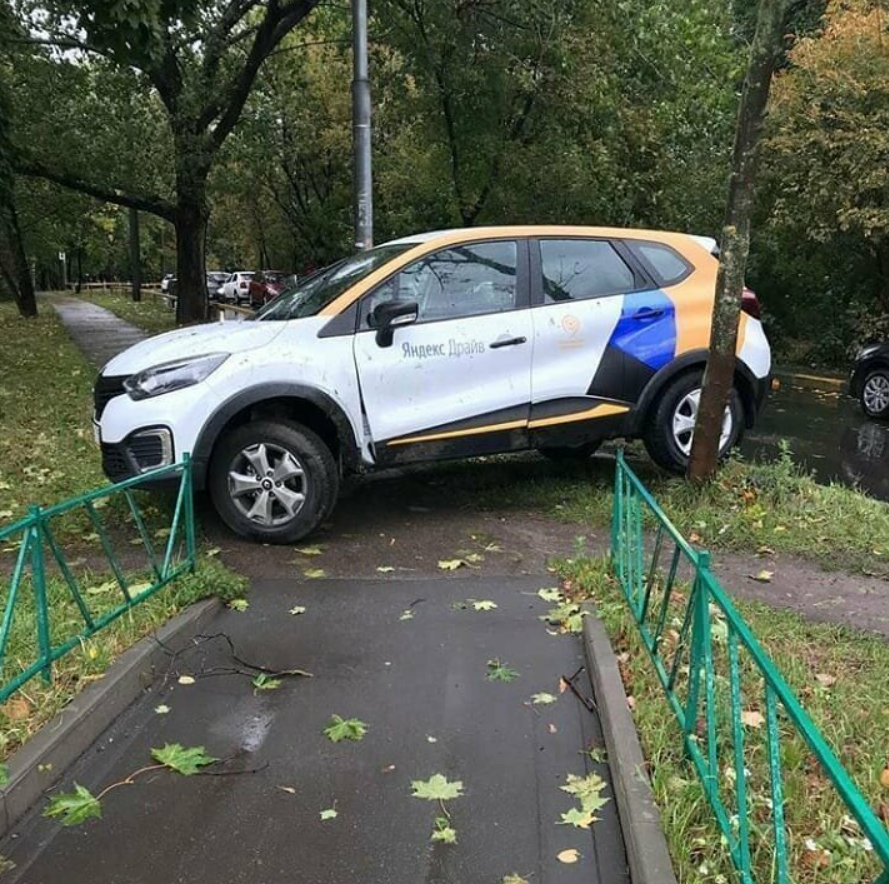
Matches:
[240,281,247,289]
[741,286,761,320]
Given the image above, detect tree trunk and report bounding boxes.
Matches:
[128,207,142,302]
[174,199,209,325]
[0,202,37,317]
[686,0,791,482]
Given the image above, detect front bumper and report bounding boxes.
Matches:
[100,427,175,483]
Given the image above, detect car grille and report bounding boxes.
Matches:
[100,443,130,481]
[94,375,127,419]
[129,435,165,470]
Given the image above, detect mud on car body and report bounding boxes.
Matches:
[93,226,771,543]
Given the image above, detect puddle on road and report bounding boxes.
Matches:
[742,383,889,502]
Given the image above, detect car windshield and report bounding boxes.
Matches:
[253,244,414,322]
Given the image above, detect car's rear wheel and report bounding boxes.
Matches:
[643,371,743,473]
[209,419,339,543]
[860,369,889,419]
[538,440,601,462]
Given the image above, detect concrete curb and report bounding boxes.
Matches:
[582,604,678,884]
[0,597,221,838]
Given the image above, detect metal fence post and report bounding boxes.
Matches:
[30,506,52,684]
[182,452,196,571]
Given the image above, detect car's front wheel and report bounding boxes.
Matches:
[209,419,339,543]
[643,372,743,474]
[860,368,889,419]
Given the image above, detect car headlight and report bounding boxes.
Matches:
[124,353,228,400]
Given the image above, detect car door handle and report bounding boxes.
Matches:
[489,335,527,349]
[631,307,664,321]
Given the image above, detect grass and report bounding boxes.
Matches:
[0,303,104,522]
[559,555,889,884]
[437,443,889,577]
[74,289,178,335]
[0,301,244,759]
[0,556,246,762]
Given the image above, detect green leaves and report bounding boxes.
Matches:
[228,598,249,612]
[252,673,281,691]
[323,715,368,743]
[486,658,519,682]
[530,692,558,705]
[289,605,307,616]
[319,807,338,821]
[43,783,102,827]
[431,816,457,844]
[501,875,530,884]
[411,773,464,801]
[558,773,609,828]
[537,587,562,602]
[543,601,587,634]
[0,763,8,786]
[151,743,217,776]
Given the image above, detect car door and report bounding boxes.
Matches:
[354,238,533,465]
[528,237,673,448]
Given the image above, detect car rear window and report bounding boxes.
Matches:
[625,240,692,286]
[539,239,635,302]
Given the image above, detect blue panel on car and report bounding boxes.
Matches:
[609,290,676,370]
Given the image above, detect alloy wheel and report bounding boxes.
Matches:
[672,388,732,457]
[863,374,889,415]
[228,442,307,526]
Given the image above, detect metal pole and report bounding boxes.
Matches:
[351,0,373,250]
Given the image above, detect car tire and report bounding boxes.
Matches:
[643,371,743,474]
[209,419,339,544]
[538,440,601,462]
[860,368,889,419]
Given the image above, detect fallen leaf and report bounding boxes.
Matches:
[689,532,703,544]
[815,673,837,688]
[557,848,580,864]
[431,816,457,844]
[741,710,765,729]
[304,568,326,579]
[471,599,497,611]
[749,570,774,583]
[426,735,437,743]
[548,723,558,734]
[296,545,324,556]
[43,784,101,827]
[501,875,530,884]
[559,676,570,693]
[177,675,195,686]
[438,559,466,571]
[289,605,307,616]
[324,715,368,743]
[154,704,171,715]
[626,696,636,711]
[0,763,7,786]
[228,598,249,612]
[376,566,395,573]
[4,696,31,720]
[205,547,221,557]
[537,587,562,602]
[486,658,519,682]
[151,743,216,776]
[880,768,889,790]
[277,785,296,794]
[319,807,338,821]
[399,609,414,621]
[411,774,464,801]
[252,674,281,691]
[530,692,558,705]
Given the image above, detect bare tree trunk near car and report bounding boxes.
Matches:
[128,207,142,302]
[687,0,792,482]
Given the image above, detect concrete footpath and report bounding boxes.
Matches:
[0,576,631,884]
[52,297,147,368]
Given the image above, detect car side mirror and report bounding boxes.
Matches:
[371,300,419,347]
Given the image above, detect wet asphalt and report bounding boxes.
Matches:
[1,577,629,884]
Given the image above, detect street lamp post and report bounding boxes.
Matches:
[351,0,373,250]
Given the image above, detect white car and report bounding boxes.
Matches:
[93,226,771,543]
[160,274,174,294]
[221,271,255,304]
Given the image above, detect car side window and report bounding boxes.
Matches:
[539,239,635,303]
[360,241,518,327]
[625,240,691,286]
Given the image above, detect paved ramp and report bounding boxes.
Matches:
[1,577,630,884]
[51,298,147,368]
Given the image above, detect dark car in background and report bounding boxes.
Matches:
[850,344,889,419]
[248,271,295,308]
[206,271,228,301]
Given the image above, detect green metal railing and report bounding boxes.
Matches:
[0,455,195,702]
[611,450,889,884]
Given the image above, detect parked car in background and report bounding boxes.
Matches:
[850,344,889,419]
[221,271,255,304]
[160,273,174,294]
[206,272,228,301]
[248,271,295,308]
[94,225,771,543]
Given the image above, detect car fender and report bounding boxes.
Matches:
[191,382,362,488]
[627,349,762,433]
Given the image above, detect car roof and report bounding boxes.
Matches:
[381,226,716,252]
